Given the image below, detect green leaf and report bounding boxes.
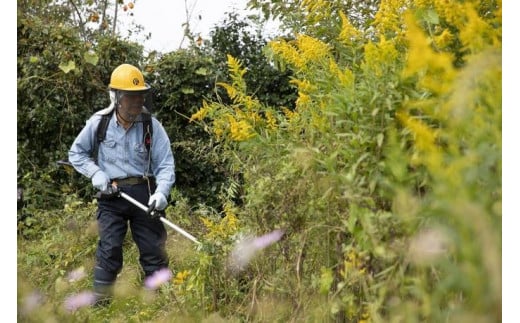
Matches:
[377,133,384,148]
[420,9,439,25]
[195,67,208,75]
[319,267,333,295]
[346,214,357,233]
[424,9,439,25]
[83,51,99,66]
[181,87,195,94]
[59,60,76,74]
[29,56,39,63]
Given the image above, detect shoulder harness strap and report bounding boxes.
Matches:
[92,110,113,165]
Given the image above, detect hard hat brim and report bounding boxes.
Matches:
[109,83,151,93]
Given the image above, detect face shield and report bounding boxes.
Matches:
[115,90,147,123]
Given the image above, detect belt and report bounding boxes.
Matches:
[111,177,154,186]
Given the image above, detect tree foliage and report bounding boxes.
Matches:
[208,12,297,109]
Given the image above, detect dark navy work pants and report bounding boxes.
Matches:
[93,183,168,297]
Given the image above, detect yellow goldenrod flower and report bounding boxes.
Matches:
[396,112,437,152]
[226,55,247,91]
[459,3,500,53]
[200,208,239,241]
[190,101,211,122]
[301,0,333,25]
[396,111,442,169]
[173,270,190,285]
[329,59,355,87]
[269,39,305,70]
[222,212,239,233]
[302,0,327,13]
[402,12,456,94]
[264,110,278,130]
[338,11,361,44]
[297,34,331,65]
[296,92,311,108]
[290,78,314,93]
[433,28,454,49]
[310,111,327,132]
[282,107,298,120]
[228,115,255,142]
[212,118,228,141]
[373,0,407,38]
[362,37,399,76]
[269,35,330,71]
[413,0,434,7]
[218,82,240,101]
[432,0,465,28]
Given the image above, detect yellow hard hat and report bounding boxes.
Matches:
[108,63,150,92]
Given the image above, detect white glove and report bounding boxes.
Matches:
[91,170,110,191]
[148,192,168,211]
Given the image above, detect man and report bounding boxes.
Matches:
[68,63,175,305]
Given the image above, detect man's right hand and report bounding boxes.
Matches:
[91,170,110,191]
[95,184,119,200]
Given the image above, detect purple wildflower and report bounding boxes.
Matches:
[144,268,172,290]
[228,229,285,273]
[408,227,450,265]
[63,291,97,312]
[252,229,284,249]
[21,291,44,314]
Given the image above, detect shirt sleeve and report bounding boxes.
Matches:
[150,118,176,198]
[68,116,102,178]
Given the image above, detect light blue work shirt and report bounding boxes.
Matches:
[68,107,175,198]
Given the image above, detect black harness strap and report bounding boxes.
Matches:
[92,111,112,165]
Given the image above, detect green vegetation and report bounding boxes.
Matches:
[18,0,501,322]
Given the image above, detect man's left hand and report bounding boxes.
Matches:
[148,192,167,211]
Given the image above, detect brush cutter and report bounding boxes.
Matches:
[57,159,200,244]
[96,186,201,245]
